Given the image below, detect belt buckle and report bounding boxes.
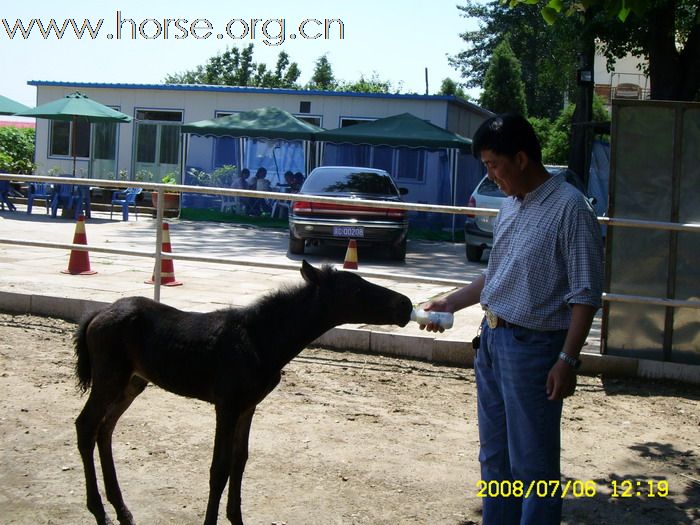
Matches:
[485,309,498,329]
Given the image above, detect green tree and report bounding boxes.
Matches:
[437,78,471,101]
[0,127,35,174]
[509,0,700,101]
[253,52,301,88]
[449,1,579,118]
[531,96,610,165]
[480,39,528,116]
[307,54,336,90]
[336,73,399,94]
[164,45,301,88]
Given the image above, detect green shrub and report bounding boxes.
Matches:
[0,126,35,174]
[529,95,610,165]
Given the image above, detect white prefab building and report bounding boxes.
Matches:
[27,81,491,223]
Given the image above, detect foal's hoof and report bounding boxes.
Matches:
[117,509,136,525]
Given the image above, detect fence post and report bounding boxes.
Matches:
[153,187,165,303]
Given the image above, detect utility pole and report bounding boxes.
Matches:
[568,11,595,188]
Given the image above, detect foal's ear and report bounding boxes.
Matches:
[300,259,320,285]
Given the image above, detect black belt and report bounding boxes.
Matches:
[484,308,520,330]
[495,317,519,329]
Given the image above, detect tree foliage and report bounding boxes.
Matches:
[164,47,399,95]
[437,78,471,101]
[0,127,35,174]
[480,39,528,116]
[164,44,301,88]
[307,54,336,90]
[508,0,700,101]
[530,95,610,164]
[450,1,579,118]
[336,73,399,94]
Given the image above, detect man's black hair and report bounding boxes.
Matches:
[472,113,542,163]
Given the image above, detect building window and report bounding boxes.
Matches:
[133,109,183,182]
[211,111,238,169]
[90,121,119,180]
[340,117,375,128]
[397,149,426,182]
[372,146,395,174]
[299,101,311,113]
[297,115,321,127]
[49,120,90,158]
[135,110,182,122]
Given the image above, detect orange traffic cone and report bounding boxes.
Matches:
[145,222,183,286]
[343,239,359,270]
[62,215,97,275]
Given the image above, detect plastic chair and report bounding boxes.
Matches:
[0,180,17,211]
[110,188,142,221]
[50,183,78,218]
[73,185,92,219]
[26,182,54,215]
[270,200,290,219]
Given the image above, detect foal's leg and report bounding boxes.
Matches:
[76,387,124,525]
[76,364,139,525]
[97,376,148,525]
[203,406,238,525]
[226,408,256,525]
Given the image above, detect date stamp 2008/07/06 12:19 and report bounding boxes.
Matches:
[475,479,670,499]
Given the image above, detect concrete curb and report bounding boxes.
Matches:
[312,327,475,367]
[1,290,699,384]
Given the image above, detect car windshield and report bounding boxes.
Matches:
[303,169,399,196]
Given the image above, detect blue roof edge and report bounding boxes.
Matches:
[27,80,489,114]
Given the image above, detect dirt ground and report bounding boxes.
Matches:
[0,313,698,525]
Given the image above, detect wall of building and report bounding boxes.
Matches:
[31,82,489,179]
[594,50,649,107]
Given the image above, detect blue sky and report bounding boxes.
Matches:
[1,0,480,110]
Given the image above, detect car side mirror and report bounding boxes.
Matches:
[398,187,408,196]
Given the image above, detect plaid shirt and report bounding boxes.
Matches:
[480,173,604,331]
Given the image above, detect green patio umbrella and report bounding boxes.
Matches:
[315,112,472,151]
[0,94,31,115]
[16,91,132,175]
[181,106,322,140]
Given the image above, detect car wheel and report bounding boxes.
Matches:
[289,232,305,255]
[389,239,407,262]
[466,244,483,262]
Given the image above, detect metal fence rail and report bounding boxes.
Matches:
[1,173,699,309]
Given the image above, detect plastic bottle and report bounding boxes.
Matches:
[410,308,454,329]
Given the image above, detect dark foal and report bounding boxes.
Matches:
[74,260,412,525]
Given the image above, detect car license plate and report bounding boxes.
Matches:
[333,226,364,238]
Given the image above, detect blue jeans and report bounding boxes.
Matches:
[475,321,568,525]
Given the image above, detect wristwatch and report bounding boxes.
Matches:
[558,351,581,370]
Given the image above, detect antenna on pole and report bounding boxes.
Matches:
[425,67,429,95]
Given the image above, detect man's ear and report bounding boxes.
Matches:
[514,150,529,172]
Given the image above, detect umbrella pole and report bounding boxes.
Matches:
[454,148,459,242]
[72,116,77,176]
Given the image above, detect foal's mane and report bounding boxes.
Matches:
[243,264,337,316]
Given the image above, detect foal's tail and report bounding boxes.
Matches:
[74,309,101,394]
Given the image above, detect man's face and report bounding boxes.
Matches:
[480,149,524,197]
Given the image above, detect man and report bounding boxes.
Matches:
[422,113,603,524]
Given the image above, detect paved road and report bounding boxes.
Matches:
[0,207,486,289]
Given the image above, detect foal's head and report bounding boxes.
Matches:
[300,260,413,327]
